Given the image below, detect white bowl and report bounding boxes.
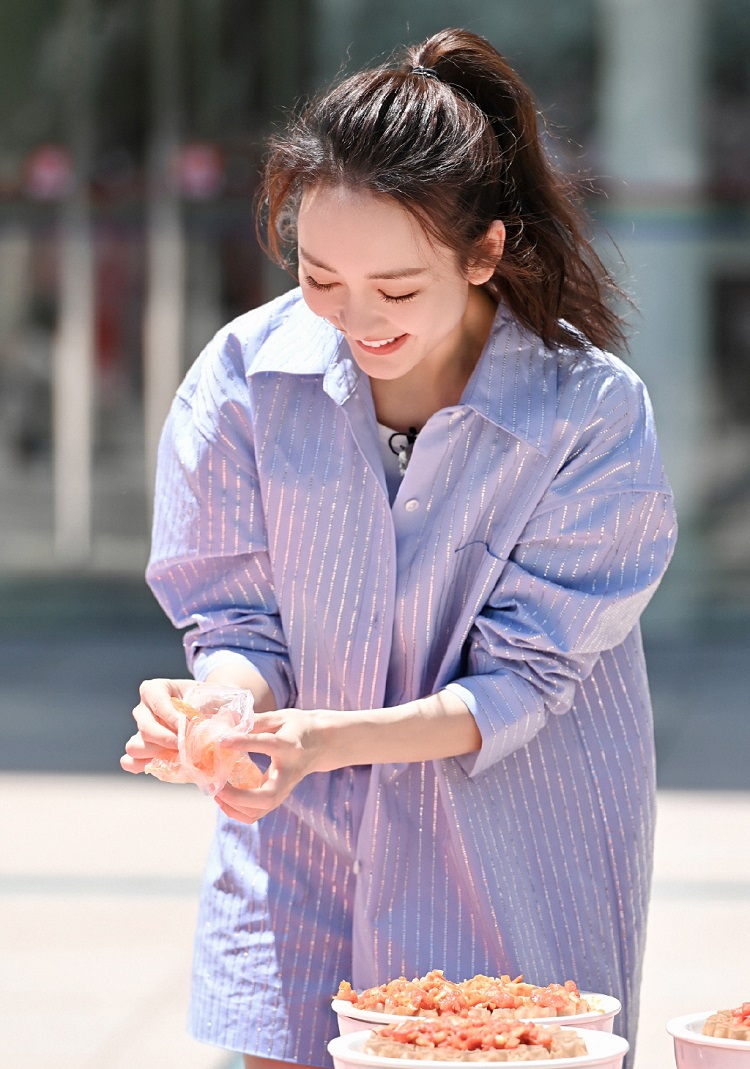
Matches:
[332,993,621,1038]
[328,1026,629,1069]
[667,1012,750,1068]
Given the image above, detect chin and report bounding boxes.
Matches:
[359,360,417,381]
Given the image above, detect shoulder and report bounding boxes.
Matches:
[476,305,653,457]
[212,287,339,379]
[178,287,339,403]
[213,287,311,361]
[558,337,651,425]
[547,336,669,493]
[515,303,656,440]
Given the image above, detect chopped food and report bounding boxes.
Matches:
[335,970,593,1020]
[702,1003,750,1042]
[363,1014,588,1061]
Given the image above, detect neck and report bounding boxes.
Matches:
[371,286,496,433]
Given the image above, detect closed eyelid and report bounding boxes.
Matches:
[303,273,418,303]
[382,291,418,304]
[299,249,427,282]
[303,274,337,291]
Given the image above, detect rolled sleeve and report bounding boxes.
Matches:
[146,332,296,709]
[448,371,677,778]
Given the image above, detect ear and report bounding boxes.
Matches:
[467,220,506,285]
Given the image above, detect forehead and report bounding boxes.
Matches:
[297,183,454,271]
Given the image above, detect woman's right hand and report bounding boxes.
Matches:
[120,678,195,774]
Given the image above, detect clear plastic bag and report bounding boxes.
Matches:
[144,684,263,797]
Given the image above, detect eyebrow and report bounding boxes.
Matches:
[298,247,427,281]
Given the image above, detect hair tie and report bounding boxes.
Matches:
[411,65,439,81]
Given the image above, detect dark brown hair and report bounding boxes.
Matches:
[258,28,629,353]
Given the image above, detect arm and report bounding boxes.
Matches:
[218,364,676,820]
[144,330,295,708]
[204,660,276,713]
[122,328,290,775]
[445,364,677,776]
[215,689,480,823]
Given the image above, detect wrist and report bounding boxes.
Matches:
[308,691,481,771]
[309,709,367,772]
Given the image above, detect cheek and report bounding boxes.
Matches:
[420,285,469,332]
[300,287,333,319]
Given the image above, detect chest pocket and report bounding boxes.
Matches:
[424,539,509,689]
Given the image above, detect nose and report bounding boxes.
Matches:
[334,297,388,341]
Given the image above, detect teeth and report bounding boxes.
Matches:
[361,337,397,348]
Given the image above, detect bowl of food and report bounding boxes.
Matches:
[328,1017,629,1069]
[333,971,621,1037]
[667,1005,750,1068]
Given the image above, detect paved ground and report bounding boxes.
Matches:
[1,575,748,1068]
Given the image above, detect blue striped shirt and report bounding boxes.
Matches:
[147,288,676,1064]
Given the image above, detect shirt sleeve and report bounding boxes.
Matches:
[145,329,296,709]
[445,366,677,778]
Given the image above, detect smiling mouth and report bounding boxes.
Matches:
[353,334,408,355]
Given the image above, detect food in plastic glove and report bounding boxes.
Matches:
[144,685,263,797]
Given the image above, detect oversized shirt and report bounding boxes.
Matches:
[147,288,677,1061]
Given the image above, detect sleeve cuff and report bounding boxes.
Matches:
[443,678,548,778]
[191,648,293,709]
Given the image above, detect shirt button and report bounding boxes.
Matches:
[404,498,419,512]
[352,859,361,874]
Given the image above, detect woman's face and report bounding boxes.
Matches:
[297,183,496,383]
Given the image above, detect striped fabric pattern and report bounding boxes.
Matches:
[147,289,677,1067]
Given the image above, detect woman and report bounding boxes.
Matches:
[122,27,677,1069]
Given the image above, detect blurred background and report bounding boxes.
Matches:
[0,2,748,1068]
[1,0,749,609]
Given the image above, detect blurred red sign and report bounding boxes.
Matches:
[174,142,224,199]
[24,145,75,199]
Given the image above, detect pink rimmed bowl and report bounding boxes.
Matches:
[332,993,621,1038]
[328,1027,629,1069]
[667,1012,750,1068]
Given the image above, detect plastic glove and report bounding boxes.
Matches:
[145,684,264,797]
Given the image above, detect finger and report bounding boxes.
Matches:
[216,709,298,751]
[120,753,151,774]
[123,731,175,761]
[132,702,179,749]
[215,782,265,807]
[219,730,283,754]
[219,731,259,752]
[217,769,290,812]
[214,795,261,825]
[138,678,191,733]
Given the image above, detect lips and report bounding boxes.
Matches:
[353,334,409,356]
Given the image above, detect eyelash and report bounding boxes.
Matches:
[303,275,418,304]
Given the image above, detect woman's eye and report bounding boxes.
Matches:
[381,291,418,304]
[304,275,336,292]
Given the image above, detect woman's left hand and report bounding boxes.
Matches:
[213,707,330,824]
[212,689,481,824]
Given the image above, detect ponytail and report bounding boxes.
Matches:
[260,28,630,354]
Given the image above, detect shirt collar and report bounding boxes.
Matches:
[461,302,558,455]
[248,289,557,455]
[245,289,360,403]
